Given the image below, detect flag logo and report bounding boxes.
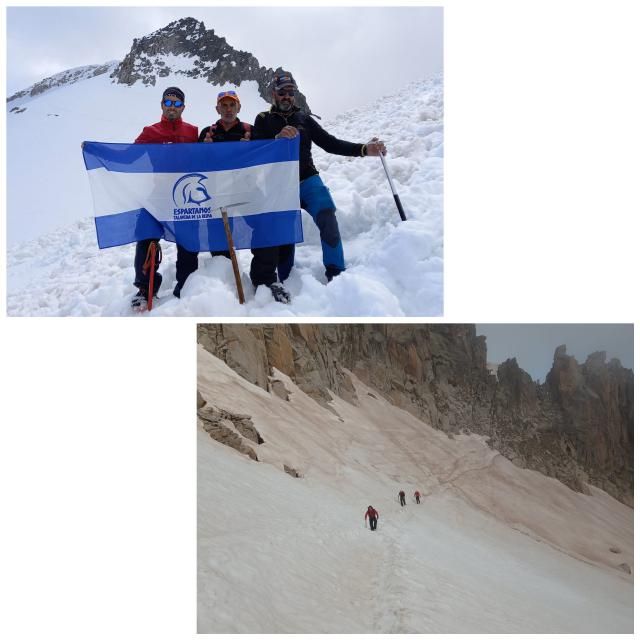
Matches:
[172,173,212,207]
[172,173,213,220]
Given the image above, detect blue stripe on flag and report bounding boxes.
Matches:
[94,209,164,249]
[94,209,303,252]
[83,138,298,173]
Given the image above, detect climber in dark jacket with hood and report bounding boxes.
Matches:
[252,71,387,290]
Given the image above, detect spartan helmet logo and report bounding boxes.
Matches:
[172,173,212,207]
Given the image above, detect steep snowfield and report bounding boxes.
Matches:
[6,67,443,316]
[197,347,633,633]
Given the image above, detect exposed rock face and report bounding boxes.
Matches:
[7,62,117,105]
[270,379,291,402]
[284,465,302,478]
[197,396,263,461]
[197,324,633,505]
[110,17,310,111]
[543,346,633,499]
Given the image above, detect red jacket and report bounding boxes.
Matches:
[365,507,379,521]
[135,115,198,144]
[414,491,421,497]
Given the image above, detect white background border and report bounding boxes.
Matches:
[1,1,638,638]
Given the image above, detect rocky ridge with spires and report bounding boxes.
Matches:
[197,324,633,506]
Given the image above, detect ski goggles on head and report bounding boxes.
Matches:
[163,99,184,108]
[217,90,240,103]
[276,89,296,97]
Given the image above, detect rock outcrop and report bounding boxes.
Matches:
[197,324,633,505]
[110,17,310,111]
[7,62,117,105]
[198,394,263,461]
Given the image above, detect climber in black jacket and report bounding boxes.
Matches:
[252,71,387,288]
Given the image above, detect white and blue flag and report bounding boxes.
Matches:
[82,138,303,252]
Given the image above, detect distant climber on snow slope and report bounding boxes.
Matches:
[399,490,406,507]
[414,490,421,504]
[365,505,379,531]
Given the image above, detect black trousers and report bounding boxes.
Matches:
[250,244,295,287]
[369,517,377,531]
[400,495,406,506]
[415,495,420,504]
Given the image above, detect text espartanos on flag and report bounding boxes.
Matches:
[82,138,303,252]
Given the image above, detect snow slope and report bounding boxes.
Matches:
[197,346,633,633]
[6,65,443,316]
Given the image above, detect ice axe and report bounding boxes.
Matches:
[219,201,249,304]
[377,148,407,221]
[142,240,161,312]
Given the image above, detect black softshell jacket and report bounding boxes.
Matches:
[253,106,364,181]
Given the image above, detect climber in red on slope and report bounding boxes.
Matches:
[414,490,421,504]
[365,505,379,531]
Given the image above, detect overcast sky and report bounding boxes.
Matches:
[6,6,442,121]
[476,324,634,382]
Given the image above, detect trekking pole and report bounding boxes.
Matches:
[220,206,245,304]
[378,151,407,221]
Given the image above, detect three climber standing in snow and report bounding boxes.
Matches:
[364,490,421,530]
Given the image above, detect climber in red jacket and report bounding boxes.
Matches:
[414,490,421,504]
[365,505,379,531]
[134,87,199,143]
[130,86,199,309]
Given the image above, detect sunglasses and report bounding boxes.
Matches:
[163,99,184,108]
[277,89,296,97]
[217,90,238,99]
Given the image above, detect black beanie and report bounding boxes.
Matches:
[163,86,185,102]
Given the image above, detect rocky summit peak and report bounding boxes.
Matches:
[163,17,205,32]
[110,17,310,111]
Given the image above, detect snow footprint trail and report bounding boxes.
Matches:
[368,507,421,633]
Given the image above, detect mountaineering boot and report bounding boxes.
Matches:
[325,265,343,283]
[268,282,291,304]
[131,289,149,311]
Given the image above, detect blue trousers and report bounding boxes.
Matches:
[278,175,345,281]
